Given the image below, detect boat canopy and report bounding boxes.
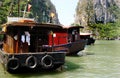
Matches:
[80,32,92,36]
[7,17,35,23]
[62,25,84,29]
[2,22,63,29]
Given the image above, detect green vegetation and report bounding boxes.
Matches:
[91,3,120,39]
[0,0,56,25]
[89,23,119,39]
[76,0,120,40]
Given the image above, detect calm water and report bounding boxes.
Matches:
[0,40,120,78]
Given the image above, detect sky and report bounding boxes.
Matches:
[51,0,78,26]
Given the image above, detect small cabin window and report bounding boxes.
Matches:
[0,34,4,48]
[53,33,56,37]
[21,31,30,45]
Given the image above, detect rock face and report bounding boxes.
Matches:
[114,0,120,8]
[94,0,116,23]
[47,0,60,24]
[75,0,120,26]
[30,0,60,24]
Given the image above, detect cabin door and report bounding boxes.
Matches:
[14,32,29,53]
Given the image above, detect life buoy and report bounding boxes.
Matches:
[25,56,37,69]
[7,58,19,71]
[41,55,54,69]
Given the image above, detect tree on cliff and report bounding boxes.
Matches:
[0,0,59,25]
[75,0,94,32]
[75,0,120,39]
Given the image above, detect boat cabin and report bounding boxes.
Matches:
[80,33,95,45]
[63,26,84,42]
[0,21,86,55]
[1,22,68,54]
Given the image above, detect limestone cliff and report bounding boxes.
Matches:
[75,0,120,26]
[30,0,60,24]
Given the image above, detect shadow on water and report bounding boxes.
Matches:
[8,60,82,78]
[12,70,62,78]
[67,54,80,57]
[2,51,95,78]
[64,60,84,71]
[0,54,85,78]
[84,52,95,55]
[66,51,94,57]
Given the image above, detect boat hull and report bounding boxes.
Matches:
[66,39,87,55]
[53,39,87,55]
[87,38,95,45]
[0,50,65,73]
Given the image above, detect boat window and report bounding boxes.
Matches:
[71,30,80,41]
[72,30,75,35]
[0,34,4,48]
[21,35,25,43]
[53,33,56,37]
[14,35,18,40]
[21,31,30,45]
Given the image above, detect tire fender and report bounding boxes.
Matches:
[7,58,19,71]
[41,55,54,69]
[26,56,37,69]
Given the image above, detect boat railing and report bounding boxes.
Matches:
[7,16,35,23]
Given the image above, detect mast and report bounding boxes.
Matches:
[23,0,30,18]
[18,0,20,17]
[8,0,14,16]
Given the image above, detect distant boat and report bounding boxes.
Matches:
[61,26,87,55]
[80,33,95,45]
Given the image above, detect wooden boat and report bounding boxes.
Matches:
[0,0,86,73]
[61,26,87,55]
[0,18,66,73]
[29,24,87,56]
[80,33,95,45]
[48,25,87,55]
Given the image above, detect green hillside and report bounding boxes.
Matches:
[0,0,59,25]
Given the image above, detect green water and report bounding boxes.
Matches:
[0,40,120,78]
